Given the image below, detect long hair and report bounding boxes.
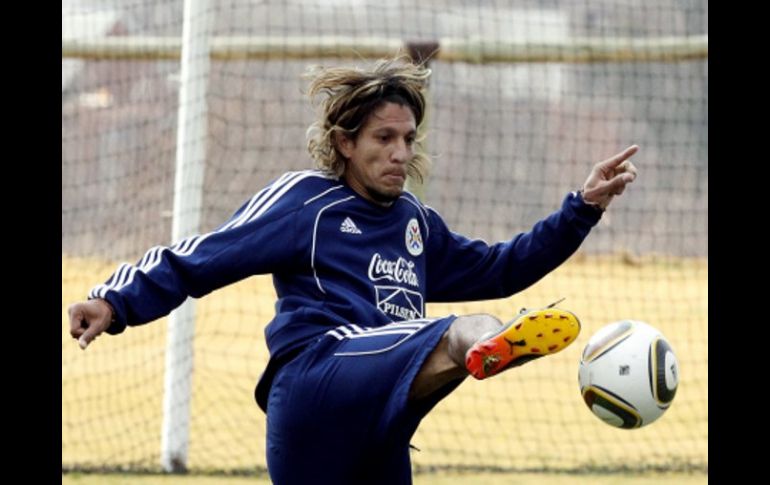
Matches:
[305,56,431,182]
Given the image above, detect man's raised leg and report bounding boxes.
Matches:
[409,307,581,401]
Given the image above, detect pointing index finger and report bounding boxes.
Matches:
[599,145,639,170]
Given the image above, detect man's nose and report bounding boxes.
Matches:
[391,139,411,163]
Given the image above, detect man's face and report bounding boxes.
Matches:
[339,102,416,206]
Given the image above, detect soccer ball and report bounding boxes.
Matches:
[578,320,679,429]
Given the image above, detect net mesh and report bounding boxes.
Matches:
[62,0,707,474]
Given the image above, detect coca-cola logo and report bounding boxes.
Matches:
[367,253,419,287]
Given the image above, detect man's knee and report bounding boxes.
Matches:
[409,314,501,402]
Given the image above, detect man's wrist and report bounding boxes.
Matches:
[96,297,117,326]
[576,189,605,213]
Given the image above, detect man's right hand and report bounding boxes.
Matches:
[68,299,113,350]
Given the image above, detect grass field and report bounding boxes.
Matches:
[62,254,707,476]
[62,471,708,485]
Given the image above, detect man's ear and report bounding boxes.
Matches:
[336,132,354,159]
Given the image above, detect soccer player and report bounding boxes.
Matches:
[68,56,637,484]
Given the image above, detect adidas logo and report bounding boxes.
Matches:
[340,217,362,234]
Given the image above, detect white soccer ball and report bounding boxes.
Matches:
[578,320,679,429]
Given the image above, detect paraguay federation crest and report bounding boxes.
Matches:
[405,218,423,256]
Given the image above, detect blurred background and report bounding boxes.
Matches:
[62,0,707,481]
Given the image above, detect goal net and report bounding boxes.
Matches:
[62,0,707,475]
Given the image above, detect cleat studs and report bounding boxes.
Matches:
[471,307,582,376]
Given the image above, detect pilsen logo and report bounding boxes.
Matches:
[367,253,419,287]
[375,286,424,320]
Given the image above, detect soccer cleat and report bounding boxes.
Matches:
[465,304,581,380]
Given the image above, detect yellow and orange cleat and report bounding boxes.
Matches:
[465,304,581,380]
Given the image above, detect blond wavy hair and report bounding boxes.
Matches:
[305,56,431,182]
